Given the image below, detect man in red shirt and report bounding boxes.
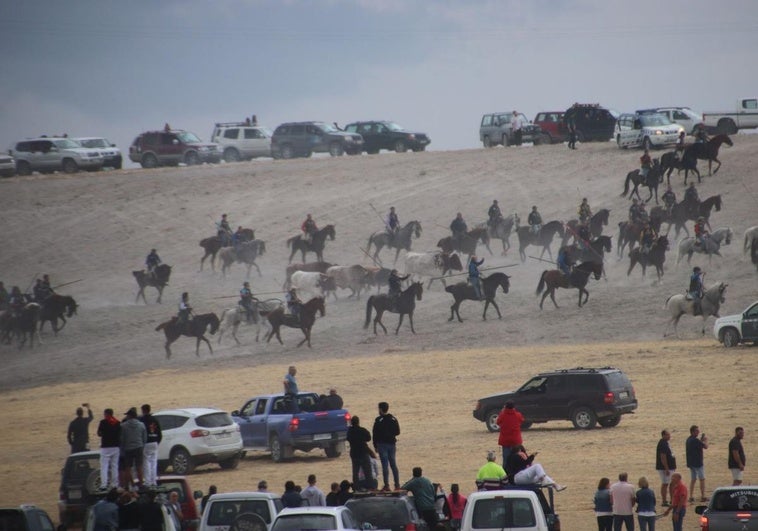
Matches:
[663,472,688,531]
[497,401,524,470]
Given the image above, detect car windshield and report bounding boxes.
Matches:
[78,138,110,148]
[177,132,202,143]
[53,139,81,149]
[639,114,672,126]
[317,123,339,133]
[383,122,405,132]
[272,515,336,531]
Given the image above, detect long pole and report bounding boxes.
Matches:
[53,279,84,290]
[429,263,518,280]
[528,255,555,265]
[358,246,382,267]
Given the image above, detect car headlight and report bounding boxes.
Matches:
[407,134,416,140]
[654,130,663,135]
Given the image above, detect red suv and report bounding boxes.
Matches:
[129,129,221,168]
[533,112,567,144]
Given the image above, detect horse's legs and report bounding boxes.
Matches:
[136,287,145,304]
[288,248,296,264]
[712,158,721,175]
[395,313,404,335]
[549,289,559,309]
[232,322,241,346]
[408,312,416,334]
[197,335,213,356]
[296,327,309,348]
[164,342,172,359]
[449,301,461,322]
[394,247,401,265]
[374,310,387,335]
[156,286,163,305]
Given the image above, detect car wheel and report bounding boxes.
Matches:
[484,409,500,433]
[367,148,380,155]
[185,151,200,166]
[571,407,597,429]
[141,153,159,169]
[113,160,122,170]
[482,136,492,148]
[303,150,313,158]
[412,146,426,152]
[270,435,285,462]
[280,144,294,160]
[394,140,407,153]
[16,161,31,176]
[223,148,241,163]
[230,513,267,531]
[85,469,101,495]
[722,328,740,348]
[521,421,533,430]
[329,142,344,157]
[62,158,79,174]
[642,136,652,151]
[717,118,737,135]
[219,455,240,470]
[598,416,621,428]
[325,444,341,458]
[576,130,586,143]
[170,447,195,474]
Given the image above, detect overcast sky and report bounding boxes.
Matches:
[1,0,757,163]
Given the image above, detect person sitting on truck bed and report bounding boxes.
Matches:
[318,388,343,410]
[505,445,566,491]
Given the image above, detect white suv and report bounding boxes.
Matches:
[73,137,122,169]
[154,407,243,475]
[211,122,272,162]
[615,113,684,150]
[638,107,703,135]
[11,137,104,175]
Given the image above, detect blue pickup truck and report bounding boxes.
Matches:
[231,392,350,462]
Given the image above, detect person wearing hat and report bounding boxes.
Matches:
[662,184,677,215]
[628,198,642,224]
[640,148,653,178]
[684,181,699,205]
[688,267,705,315]
[239,281,257,323]
[694,122,709,144]
[450,212,468,247]
[639,221,657,256]
[388,269,409,309]
[145,249,161,280]
[694,216,709,250]
[468,254,484,301]
[301,213,318,243]
[487,200,502,228]
[528,206,542,235]
[477,450,507,482]
[119,407,147,488]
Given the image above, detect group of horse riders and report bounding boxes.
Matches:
[0,274,55,317]
[216,214,250,249]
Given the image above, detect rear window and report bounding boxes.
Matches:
[0,510,25,531]
[347,499,410,527]
[154,414,189,431]
[604,372,632,390]
[272,514,336,531]
[207,500,273,525]
[471,497,537,529]
[64,455,100,482]
[711,489,758,511]
[195,412,234,428]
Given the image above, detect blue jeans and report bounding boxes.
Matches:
[376,443,399,488]
[671,509,685,531]
[502,446,513,471]
[637,515,655,531]
[613,514,634,531]
[469,277,482,299]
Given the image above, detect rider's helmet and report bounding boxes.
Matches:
[493,200,498,204]
[391,269,398,275]
[390,206,395,211]
[532,205,537,211]
[582,197,588,202]
[151,248,156,253]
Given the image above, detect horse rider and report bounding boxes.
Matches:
[468,255,485,300]
[527,206,542,235]
[41,274,54,295]
[578,198,592,225]
[640,149,652,179]
[687,266,705,315]
[146,249,161,280]
[9,286,25,318]
[0,281,8,310]
[675,131,686,158]
[385,207,399,236]
[684,182,700,218]
[628,198,642,224]
[231,226,245,250]
[450,212,468,246]
[694,216,709,250]
[285,288,302,322]
[662,185,677,215]
[556,246,573,280]
[388,269,409,310]
[487,200,502,228]
[639,222,657,256]
[637,201,649,223]
[217,214,232,246]
[177,292,193,332]
[32,279,45,302]
[576,223,591,251]
[694,123,709,144]
[301,214,318,244]
[239,281,257,323]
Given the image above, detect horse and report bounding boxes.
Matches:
[479,213,519,255]
[743,225,758,255]
[39,294,78,335]
[445,272,510,322]
[287,224,336,263]
[219,239,266,278]
[659,151,700,186]
[627,235,670,281]
[535,261,603,309]
[752,237,758,271]
[199,228,255,272]
[670,195,722,238]
[516,220,565,262]
[367,221,422,264]
[621,160,662,204]
[676,227,732,266]
[437,227,491,256]
[14,303,42,348]
[265,297,325,348]
[664,282,727,338]
[564,209,611,245]
[616,221,644,258]
[682,134,733,176]
[155,312,220,359]
[572,235,612,264]
[217,299,280,345]
[133,264,172,304]
[364,282,423,335]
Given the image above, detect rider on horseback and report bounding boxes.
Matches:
[687,266,705,315]
[9,286,25,318]
[385,207,399,236]
[694,217,709,250]
[675,131,686,158]
[285,288,302,323]
[578,198,592,225]
[557,246,573,280]
[217,214,232,246]
[302,214,318,244]
[177,292,193,332]
[239,281,257,323]
[640,149,653,178]
[527,206,542,235]
[450,212,468,247]
[628,198,642,224]
[576,224,590,251]
[662,185,677,215]
[694,123,709,144]
[146,249,161,280]
[0,281,8,310]
[231,226,245,250]
[487,200,502,227]
[388,269,409,310]
[639,222,657,255]
[468,255,485,300]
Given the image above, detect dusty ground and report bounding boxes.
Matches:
[1,136,757,529]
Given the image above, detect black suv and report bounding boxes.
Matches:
[563,103,617,142]
[473,367,637,431]
[128,129,221,168]
[346,492,429,531]
[0,506,56,531]
[342,121,430,154]
[270,121,363,159]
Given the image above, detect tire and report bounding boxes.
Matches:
[412,146,426,152]
[328,142,344,157]
[571,407,597,429]
[717,118,737,135]
[185,151,200,166]
[576,130,586,143]
[722,328,740,348]
[113,160,122,170]
[141,153,159,169]
[482,136,492,148]
[170,447,195,474]
[521,421,533,430]
[62,158,79,174]
[394,140,407,153]
[280,144,294,160]
[223,148,241,163]
[598,416,621,428]
[219,455,240,470]
[484,409,500,433]
[325,444,341,458]
[16,161,31,176]
[230,513,267,531]
[303,150,312,158]
[537,133,550,145]
[367,148,380,155]
[270,435,285,462]
[85,469,101,495]
[642,136,652,151]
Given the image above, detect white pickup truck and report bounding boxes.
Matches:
[703,98,758,134]
[460,486,559,531]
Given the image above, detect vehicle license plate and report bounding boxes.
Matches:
[313,433,331,441]
[216,432,231,439]
[619,392,628,399]
[69,488,81,499]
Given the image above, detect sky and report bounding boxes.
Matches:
[1,0,757,164]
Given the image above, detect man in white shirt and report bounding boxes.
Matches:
[511,111,524,146]
[610,472,636,531]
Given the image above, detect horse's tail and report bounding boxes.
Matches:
[367,233,375,252]
[286,236,296,248]
[536,271,547,295]
[664,294,675,309]
[219,308,229,324]
[364,296,374,329]
[745,233,751,254]
[621,172,631,196]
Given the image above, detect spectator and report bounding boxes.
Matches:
[347,416,373,490]
[281,480,303,508]
[68,403,93,453]
[635,476,656,531]
[505,445,565,491]
[257,480,268,492]
[593,477,613,531]
[496,401,523,469]
[446,484,467,530]
[610,472,635,531]
[321,388,343,410]
[92,488,119,531]
[283,366,298,396]
[119,407,147,488]
[656,429,676,506]
[336,480,353,505]
[201,485,217,514]
[301,474,326,507]
[476,450,506,481]
[728,426,746,485]
[686,425,709,502]
[401,467,438,529]
[663,473,687,531]
[118,490,140,531]
[325,482,340,506]
[168,491,184,523]
[373,401,401,491]
[140,489,164,531]
[140,404,162,487]
[97,408,121,490]
[358,449,380,490]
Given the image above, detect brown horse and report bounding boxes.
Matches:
[437,227,491,256]
[535,261,603,309]
[265,297,325,348]
[682,134,733,176]
[364,282,423,335]
[627,235,670,281]
[199,228,255,272]
[133,264,172,304]
[155,312,220,359]
[287,225,336,263]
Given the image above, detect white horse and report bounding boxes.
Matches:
[218,239,266,278]
[663,282,727,338]
[676,227,732,266]
[744,225,758,255]
[477,212,520,255]
[217,299,279,345]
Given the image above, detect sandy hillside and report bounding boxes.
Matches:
[0,137,756,528]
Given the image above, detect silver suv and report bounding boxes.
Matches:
[479,112,543,147]
[11,137,104,175]
[73,137,122,169]
[211,122,272,162]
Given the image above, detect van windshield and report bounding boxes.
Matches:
[53,139,81,149]
[639,114,672,127]
[177,132,202,143]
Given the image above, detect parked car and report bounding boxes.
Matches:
[0,505,56,531]
[472,367,638,431]
[533,112,567,144]
[695,486,758,531]
[345,492,429,531]
[479,112,543,148]
[713,300,758,347]
[616,113,685,149]
[270,121,363,159]
[460,486,559,531]
[563,103,617,142]
[128,129,221,168]
[271,507,362,531]
[153,407,244,474]
[10,137,104,175]
[83,490,184,531]
[199,492,283,531]
[0,153,15,177]
[73,137,123,169]
[342,120,430,153]
[703,97,758,134]
[637,107,703,135]
[210,122,273,161]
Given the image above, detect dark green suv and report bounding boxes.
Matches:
[473,367,638,431]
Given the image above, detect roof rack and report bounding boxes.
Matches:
[214,121,250,127]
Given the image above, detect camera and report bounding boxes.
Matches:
[700,433,706,440]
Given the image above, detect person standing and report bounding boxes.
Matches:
[610,472,636,531]
[373,401,401,491]
[97,408,121,490]
[685,425,708,502]
[728,426,746,485]
[283,366,298,396]
[346,416,373,490]
[594,477,613,531]
[656,429,677,507]
[301,474,326,507]
[281,480,303,508]
[401,467,438,528]
[635,476,656,531]
[325,482,340,506]
[497,401,523,469]
[92,488,119,531]
[200,485,217,514]
[68,403,93,453]
[168,491,184,523]
[467,255,484,301]
[511,111,523,146]
[140,404,162,487]
[120,407,147,488]
[663,473,687,531]
[446,484,467,531]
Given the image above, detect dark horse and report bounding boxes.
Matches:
[265,297,325,348]
[3,303,43,348]
[39,294,78,334]
[367,221,422,264]
[364,282,423,335]
[565,209,611,244]
[155,312,220,359]
[621,160,662,204]
[287,224,336,263]
[571,235,612,264]
[133,264,172,304]
[682,134,733,177]
[535,261,603,309]
[660,151,700,186]
[437,227,491,256]
[516,220,565,262]
[670,195,722,238]
[445,272,510,322]
[628,235,670,281]
[199,228,255,272]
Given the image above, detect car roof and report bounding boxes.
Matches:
[138,130,188,135]
[207,492,281,501]
[154,407,228,416]
[278,121,326,126]
[72,137,107,140]
[277,507,348,515]
[536,367,625,377]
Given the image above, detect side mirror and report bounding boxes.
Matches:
[111,143,116,147]
[230,410,240,416]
